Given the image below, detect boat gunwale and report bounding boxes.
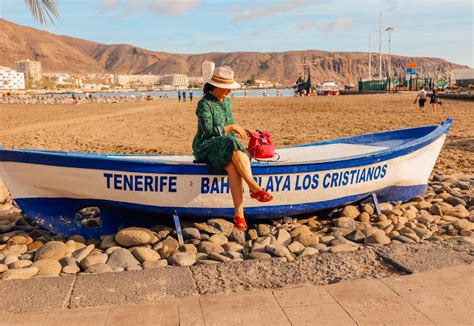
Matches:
[0,119,452,174]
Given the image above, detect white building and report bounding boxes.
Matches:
[158,74,189,87]
[202,60,215,82]
[451,68,474,84]
[16,59,42,81]
[113,75,161,87]
[43,72,71,84]
[0,66,25,90]
[188,76,205,85]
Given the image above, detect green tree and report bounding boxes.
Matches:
[25,0,60,25]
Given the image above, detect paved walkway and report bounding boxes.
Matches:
[1,264,473,326]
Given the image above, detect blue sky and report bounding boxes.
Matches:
[0,0,472,66]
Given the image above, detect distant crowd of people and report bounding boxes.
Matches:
[0,93,165,105]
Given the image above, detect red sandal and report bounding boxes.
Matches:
[234,216,248,231]
[250,189,273,202]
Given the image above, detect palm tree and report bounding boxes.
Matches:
[25,0,60,25]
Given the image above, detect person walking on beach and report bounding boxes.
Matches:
[429,88,442,112]
[192,66,273,231]
[178,90,182,102]
[413,88,427,113]
[182,91,187,102]
[189,91,193,102]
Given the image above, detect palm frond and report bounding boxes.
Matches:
[25,0,60,25]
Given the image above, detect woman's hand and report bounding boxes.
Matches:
[245,128,256,137]
[226,124,247,140]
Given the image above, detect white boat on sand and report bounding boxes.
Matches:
[0,119,452,237]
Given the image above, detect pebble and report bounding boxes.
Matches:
[157,236,179,258]
[27,241,43,252]
[207,253,231,263]
[289,225,311,238]
[168,252,197,266]
[142,259,168,269]
[68,235,85,244]
[333,217,356,230]
[207,219,234,237]
[198,241,224,255]
[81,253,108,269]
[248,229,258,241]
[130,247,160,263]
[99,235,117,249]
[208,234,228,246]
[328,244,359,253]
[62,265,80,274]
[229,228,246,244]
[72,244,95,263]
[32,259,62,276]
[34,241,67,261]
[392,235,417,244]
[0,263,8,273]
[9,260,32,269]
[6,235,33,246]
[298,247,319,257]
[198,259,220,265]
[454,219,474,231]
[2,244,27,256]
[106,248,140,269]
[365,230,391,245]
[265,244,294,261]
[225,251,243,260]
[180,244,198,254]
[276,229,292,246]
[1,267,38,280]
[297,233,319,246]
[362,203,374,215]
[85,263,113,273]
[194,222,221,235]
[182,228,201,240]
[3,255,19,266]
[345,229,366,243]
[287,241,305,254]
[248,252,272,260]
[358,212,371,223]
[257,224,271,237]
[341,205,360,218]
[115,227,155,247]
[222,242,244,252]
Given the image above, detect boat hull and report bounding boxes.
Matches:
[0,120,451,237]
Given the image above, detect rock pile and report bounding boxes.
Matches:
[0,174,472,280]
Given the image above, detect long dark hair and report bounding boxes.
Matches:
[203,82,216,95]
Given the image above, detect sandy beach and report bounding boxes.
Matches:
[0,93,472,174]
[0,92,472,304]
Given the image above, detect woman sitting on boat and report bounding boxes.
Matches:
[192,66,273,231]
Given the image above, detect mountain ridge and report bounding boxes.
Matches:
[0,18,466,84]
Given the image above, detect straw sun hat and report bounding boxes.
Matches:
[206,66,241,90]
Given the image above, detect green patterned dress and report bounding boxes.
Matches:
[192,94,249,171]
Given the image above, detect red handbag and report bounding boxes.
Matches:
[247,130,275,159]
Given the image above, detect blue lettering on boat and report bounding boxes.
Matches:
[199,164,388,194]
[104,173,177,192]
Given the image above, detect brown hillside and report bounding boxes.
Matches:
[0,18,466,84]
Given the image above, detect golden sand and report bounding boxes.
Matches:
[0,93,472,174]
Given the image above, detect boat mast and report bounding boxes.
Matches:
[379,12,383,79]
[368,32,372,79]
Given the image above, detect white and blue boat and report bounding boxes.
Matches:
[0,119,452,237]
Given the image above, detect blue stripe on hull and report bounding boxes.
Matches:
[16,184,427,238]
